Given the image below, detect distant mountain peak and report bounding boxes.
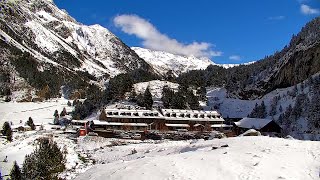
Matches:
[132,47,250,76]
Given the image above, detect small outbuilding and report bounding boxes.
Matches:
[234,117,281,135]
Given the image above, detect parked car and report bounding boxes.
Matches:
[132,133,141,140]
[87,132,98,136]
[120,133,131,139]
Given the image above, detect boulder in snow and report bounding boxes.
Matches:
[239,129,261,136]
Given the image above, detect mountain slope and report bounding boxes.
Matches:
[132,47,214,76]
[0,0,152,100]
[132,47,250,76]
[236,17,320,99]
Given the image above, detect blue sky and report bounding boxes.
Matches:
[54,0,319,64]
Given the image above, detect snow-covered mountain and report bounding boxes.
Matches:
[132,47,213,76]
[1,0,149,76]
[132,47,248,76]
[0,0,152,99]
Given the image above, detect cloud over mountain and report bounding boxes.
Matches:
[114,14,222,58]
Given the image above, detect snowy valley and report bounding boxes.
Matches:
[0,0,320,180]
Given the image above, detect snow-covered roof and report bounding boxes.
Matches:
[234,118,273,130]
[93,120,148,127]
[105,109,163,119]
[211,124,233,128]
[161,109,224,122]
[71,120,88,124]
[165,123,190,128]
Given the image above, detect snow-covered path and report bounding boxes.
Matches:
[77,136,320,180]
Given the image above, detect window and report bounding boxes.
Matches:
[107,112,112,115]
[166,113,170,117]
[126,112,131,116]
[200,114,205,118]
[120,112,125,116]
[186,114,191,118]
[207,115,212,118]
[193,114,198,118]
[172,113,176,117]
[179,114,185,117]
[113,112,119,115]
[133,113,139,116]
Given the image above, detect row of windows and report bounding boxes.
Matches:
[107,111,159,117]
[165,113,221,119]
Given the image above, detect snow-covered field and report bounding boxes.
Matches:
[0,98,73,129]
[0,121,319,180]
[0,130,90,179]
[76,136,320,180]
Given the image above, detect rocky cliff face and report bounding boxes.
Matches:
[239,17,320,98]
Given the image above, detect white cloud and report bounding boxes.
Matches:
[113,14,222,58]
[267,16,285,21]
[229,55,241,61]
[300,4,319,15]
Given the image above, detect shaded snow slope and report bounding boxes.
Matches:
[205,75,320,140]
[76,136,320,180]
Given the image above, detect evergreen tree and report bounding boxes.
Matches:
[53,110,59,118]
[72,99,78,106]
[248,103,259,118]
[259,101,267,118]
[129,89,137,103]
[269,96,279,116]
[10,161,22,180]
[27,117,35,130]
[162,86,174,108]
[248,101,267,118]
[22,137,66,180]
[136,93,145,108]
[186,89,200,110]
[143,87,153,110]
[60,107,67,117]
[307,91,320,129]
[279,105,283,112]
[99,108,107,121]
[171,91,186,109]
[2,121,12,142]
[67,101,71,106]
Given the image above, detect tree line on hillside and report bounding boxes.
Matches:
[0,40,99,101]
[175,17,320,100]
[161,85,200,110]
[247,75,320,138]
[72,68,160,119]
